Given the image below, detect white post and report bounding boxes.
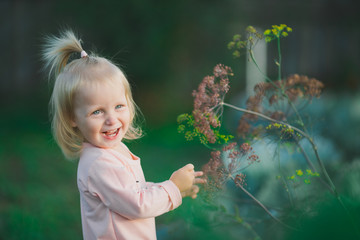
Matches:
[246,35,267,97]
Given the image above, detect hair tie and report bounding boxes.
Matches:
[80,50,88,58]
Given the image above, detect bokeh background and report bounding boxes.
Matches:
[1,0,360,239]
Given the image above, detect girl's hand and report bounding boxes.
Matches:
[181,171,206,199]
[170,164,196,192]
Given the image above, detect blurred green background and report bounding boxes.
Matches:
[1,0,360,239]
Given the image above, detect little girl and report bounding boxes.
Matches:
[42,30,204,240]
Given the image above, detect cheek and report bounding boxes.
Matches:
[124,112,132,126]
[127,111,132,120]
[79,119,100,133]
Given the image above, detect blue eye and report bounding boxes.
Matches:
[115,105,123,109]
[92,110,101,115]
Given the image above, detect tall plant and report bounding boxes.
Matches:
[178,24,359,238]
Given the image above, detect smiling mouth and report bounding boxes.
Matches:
[102,128,120,139]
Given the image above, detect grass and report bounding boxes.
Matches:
[0,114,81,239]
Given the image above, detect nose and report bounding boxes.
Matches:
[105,112,117,125]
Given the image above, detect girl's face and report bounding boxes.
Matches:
[71,80,131,150]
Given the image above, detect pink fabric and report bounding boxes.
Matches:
[77,143,182,240]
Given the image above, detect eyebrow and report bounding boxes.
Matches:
[86,104,102,113]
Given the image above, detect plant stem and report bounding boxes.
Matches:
[295,140,317,173]
[248,50,281,91]
[296,140,333,193]
[249,50,272,83]
[287,99,306,129]
[275,143,294,207]
[233,205,262,240]
[286,99,338,195]
[232,176,298,231]
[277,37,282,81]
[221,102,308,139]
[203,142,220,151]
[310,141,337,194]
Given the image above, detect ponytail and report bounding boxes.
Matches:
[42,30,84,80]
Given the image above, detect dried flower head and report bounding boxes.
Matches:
[202,142,259,196]
[192,64,232,144]
[234,173,247,187]
[237,74,324,138]
[202,150,226,193]
[263,74,325,105]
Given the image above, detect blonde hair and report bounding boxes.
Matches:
[42,30,142,159]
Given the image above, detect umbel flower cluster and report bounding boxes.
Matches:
[264,24,292,42]
[178,64,260,193]
[177,64,234,146]
[202,142,259,194]
[238,74,324,138]
[192,64,232,144]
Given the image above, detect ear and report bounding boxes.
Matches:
[70,118,77,128]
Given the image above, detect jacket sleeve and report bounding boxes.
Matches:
[87,159,182,220]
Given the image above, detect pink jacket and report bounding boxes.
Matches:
[77,143,182,240]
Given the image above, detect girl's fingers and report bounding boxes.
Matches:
[183,164,195,171]
[192,185,199,193]
[194,171,203,177]
[191,186,199,199]
[194,178,207,184]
